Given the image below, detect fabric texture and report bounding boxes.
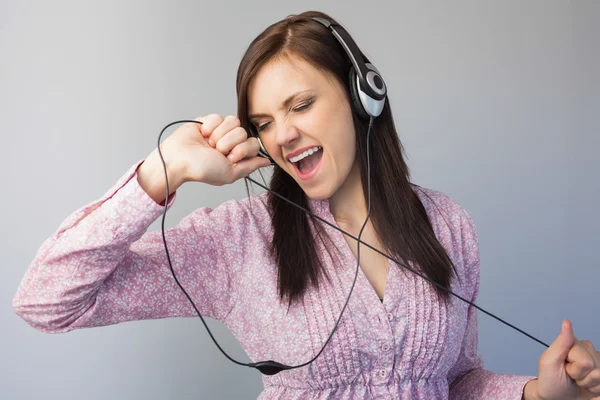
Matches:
[12,159,537,399]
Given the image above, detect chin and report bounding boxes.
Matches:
[304,192,329,201]
[302,181,338,201]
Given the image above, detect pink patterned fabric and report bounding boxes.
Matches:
[13,159,537,399]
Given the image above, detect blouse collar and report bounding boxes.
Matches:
[308,197,331,217]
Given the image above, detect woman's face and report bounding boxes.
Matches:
[247,54,358,200]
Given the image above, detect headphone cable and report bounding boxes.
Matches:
[155,119,549,376]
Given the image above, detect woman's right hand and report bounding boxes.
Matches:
[137,114,272,204]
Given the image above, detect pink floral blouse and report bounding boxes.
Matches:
[12,159,537,399]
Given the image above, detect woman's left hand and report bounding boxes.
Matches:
[533,319,600,400]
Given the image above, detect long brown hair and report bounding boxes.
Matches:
[236,11,456,305]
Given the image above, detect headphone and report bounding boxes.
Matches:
[255,16,387,162]
[157,15,552,377]
[158,16,392,377]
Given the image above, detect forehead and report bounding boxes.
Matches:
[247,56,329,111]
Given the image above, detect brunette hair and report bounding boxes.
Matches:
[236,11,456,305]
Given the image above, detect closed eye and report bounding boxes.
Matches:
[256,99,314,133]
[292,100,313,113]
[256,122,270,133]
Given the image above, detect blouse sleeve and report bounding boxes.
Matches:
[12,159,236,334]
[447,209,538,399]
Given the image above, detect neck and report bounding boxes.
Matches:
[329,159,369,227]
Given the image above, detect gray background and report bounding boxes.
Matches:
[2,0,598,399]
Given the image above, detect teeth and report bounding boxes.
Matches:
[289,146,322,163]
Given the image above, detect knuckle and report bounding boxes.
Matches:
[233,126,248,139]
[225,115,240,127]
[249,137,261,153]
[202,114,223,134]
[206,113,223,126]
[582,340,595,350]
[581,359,596,372]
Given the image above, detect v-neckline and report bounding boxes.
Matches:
[309,197,392,308]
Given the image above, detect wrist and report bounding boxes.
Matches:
[522,378,542,400]
[137,151,185,205]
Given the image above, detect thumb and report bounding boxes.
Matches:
[546,319,576,364]
[231,156,273,180]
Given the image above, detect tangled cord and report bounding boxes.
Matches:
[155,119,549,376]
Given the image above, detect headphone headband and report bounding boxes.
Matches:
[254,16,387,161]
[311,17,387,101]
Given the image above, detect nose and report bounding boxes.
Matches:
[275,120,300,147]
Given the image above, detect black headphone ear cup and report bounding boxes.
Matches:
[348,67,370,119]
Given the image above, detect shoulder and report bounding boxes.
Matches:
[411,184,476,231]
[411,184,480,285]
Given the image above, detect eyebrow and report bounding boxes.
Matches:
[248,90,313,122]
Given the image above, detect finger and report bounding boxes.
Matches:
[575,368,600,393]
[199,114,224,140]
[180,116,205,135]
[225,137,261,163]
[215,127,247,155]
[210,115,241,147]
[544,319,576,365]
[590,382,600,396]
[566,342,596,381]
[580,340,597,354]
[192,116,206,129]
[230,156,273,180]
[582,383,600,398]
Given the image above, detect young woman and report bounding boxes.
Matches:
[12,10,599,400]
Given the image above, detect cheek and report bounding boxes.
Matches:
[319,102,356,152]
[259,134,279,159]
[324,129,356,180]
[341,135,357,169]
[335,118,358,164]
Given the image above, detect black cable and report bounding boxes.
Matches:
[156,119,549,376]
[156,120,248,368]
[267,116,375,372]
[245,176,551,349]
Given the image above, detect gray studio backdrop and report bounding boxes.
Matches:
[2,1,598,399]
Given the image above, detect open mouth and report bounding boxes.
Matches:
[289,146,323,180]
